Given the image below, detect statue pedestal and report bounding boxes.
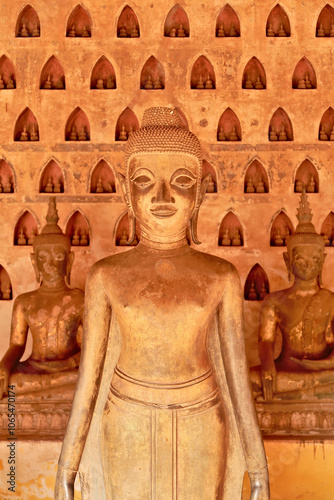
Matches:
[256,400,334,438]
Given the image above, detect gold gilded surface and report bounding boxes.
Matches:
[0,198,84,399]
[55,107,269,499]
[251,191,334,401]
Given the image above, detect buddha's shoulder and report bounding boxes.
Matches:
[87,250,137,276]
[188,248,239,277]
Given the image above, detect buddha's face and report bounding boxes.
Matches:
[128,153,199,240]
[33,244,69,283]
[290,244,324,282]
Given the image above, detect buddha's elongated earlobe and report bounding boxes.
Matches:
[283,252,293,282]
[117,172,137,245]
[30,253,41,283]
[66,251,74,286]
[191,173,211,245]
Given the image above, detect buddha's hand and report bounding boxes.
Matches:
[0,364,9,400]
[249,468,270,500]
[54,465,76,500]
[260,361,276,400]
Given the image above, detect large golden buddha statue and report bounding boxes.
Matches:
[0,198,84,399]
[55,107,269,500]
[251,191,334,400]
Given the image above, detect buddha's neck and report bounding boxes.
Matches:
[292,278,320,292]
[137,230,190,255]
[39,279,68,293]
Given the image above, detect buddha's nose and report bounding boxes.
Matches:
[151,180,175,203]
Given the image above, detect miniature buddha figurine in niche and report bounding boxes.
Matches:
[260,283,267,300]
[27,230,35,245]
[0,177,2,192]
[96,177,104,193]
[196,74,204,89]
[119,26,127,37]
[232,228,242,246]
[71,228,80,246]
[118,228,128,246]
[229,126,238,141]
[305,74,312,89]
[256,177,265,193]
[17,227,26,245]
[82,27,90,37]
[106,75,115,89]
[78,127,87,141]
[254,76,264,90]
[3,179,12,193]
[96,79,104,90]
[153,78,162,89]
[267,23,275,37]
[317,22,325,37]
[330,23,334,37]
[251,191,334,401]
[2,284,12,300]
[279,125,287,141]
[319,125,328,141]
[118,124,127,141]
[20,126,29,142]
[177,24,186,37]
[221,228,231,246]
[54,179,62,194]
[144,75,153,89]
[0,198,84,399]
[269,128,278,141]
[69,126,77,141]
[330,127,334,141]
[217,24,225,37]
[297,78,306,89]
[323,231,331,247]
[0,76,4,89]
[278,24,286,37]
[206,174,215,193]
[169,27,176,37]
[80,229,88,246]
[68,26,76,37]
[205,75,214,89]
[131,26,139,37]
[248,282,258,300]
[284,226,291,246]
[274,228,284,246]
[230,23,237,36]
[246,178,255,193]
[306,176,316,193]
[245,75,253,89]
[43,75,52,89]
[218,127,226,141]
[55,107,269,500]
[30,125,38,141]
[6,77,14,89]
[32,25,39,37]
[45,177,53,193]
[295,179,303,193]
[20,23,29,37]
[55,78,64,89]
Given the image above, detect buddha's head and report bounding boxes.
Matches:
[118,107,210,245]
[31,198,74,286]
[284,191,325,284]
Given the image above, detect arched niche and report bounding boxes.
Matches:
[90,160,116,193]
[190,56,216,89]
[218,212,244,246]
[115,212,141,246]
[0,266,13,300]
[164,4,190,37]
[0,56,16,90]
[40,56,65,90]
[294,159,319,193]
[115,107,139,141]
[292,57,317,89]
[319,107,334,140]
[269,108,293,141]
[316,4,334,37]
[216,4,240,37]
[117,5,140,38]
[244,160,269,193]
[242,57,266,89]
[270,211,294,246]
[90,56,116,90]
[16,5,40,37]
[140,56,165,90]
[244,264,270,301]
[266,4,291,37]
[14,108,39,142]
[217,108,241,141]
[202,160,217,193]
[66,5,92,37]
[320,212,334,246]
[39,160,64,193]
[65,211,90,246]
[0,160,15,193]
[65,107,90,141]
[14,210,38,245]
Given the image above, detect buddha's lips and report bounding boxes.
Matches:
[150,207,177,218]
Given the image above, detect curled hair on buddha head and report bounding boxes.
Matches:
[124,107,207,244]
[33,197,71,252]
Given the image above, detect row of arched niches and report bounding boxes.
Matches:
[11,4,334,38]
[6,106,334,142]
[0,54,331,92]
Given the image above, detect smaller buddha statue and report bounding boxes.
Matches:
[119,228,128,246]
[128,126,133,137]
[27,230,35,246]
[248,282,258,300]
[196,75,204,89]
[17,227,26,245]
[0,76,4,89]
[306,176,315,193]
[266,23,275,37]
[230,24,237,36]
[323,232,331,247]
[269,128,278,141]
[305,74,312,89]
[274,228,284,246]
[43,75,52,89]
[80,229,88,246]
[177,24,186,37]
[218,127,226,141]
[254,76,264,89]
[278,125,287,141]
[2,284,12,300]
[217,24,225,37]
[278,24,286,37]
[295,180,303,193]
[0,177,2,192]
[169,27,176,37]
[245,75,253,89]
[68,25,76,37]
[297,79,306,89]
[131,26,139,37]
[229,126,238,141]
[221,229,231,246]
[153,78,162,89]
[144,75,153,89]
[206,175,215,193]
[71,228,80,246]
[330,23,334,37]
[106,75,115,89]
[232,228,241,246]
[32,25,40,37]
[256,177,265,193]
[119,124,128,141]
[317,22,325,37]
[81,27,90,37]
[319,126,328,141]
[69,126,77,141]
[246,178,255,193]
[95,79,104,90]
[96,177,104,193]
[55,78,64,89]
[119,26,128,37]
[3,179,12,193]
[259,282,268,300]
[284,226,291,246]
[20,23,29,37]
[6,77,14,89]
[53,179,62,193]
[330,127,334,141]
[20,126,29,142]
[78,127,87,141]
[45,177,53,193]
[205,75,213,89]
[30,125,39,141]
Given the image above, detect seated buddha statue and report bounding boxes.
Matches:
[0,198,84,399]
[55,107,268,500]
[251,191,334,400]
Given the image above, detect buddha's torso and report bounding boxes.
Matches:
[266,287,334,365]
[100,245,231,404]
[18,288,84,362]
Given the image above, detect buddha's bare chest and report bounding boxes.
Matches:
[25,296,82,335]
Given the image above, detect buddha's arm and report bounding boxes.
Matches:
[55,265,111,499]
[217,267,269,499]
[258,299,278,400]
[0,298,29,397]
[291,348,334,370]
